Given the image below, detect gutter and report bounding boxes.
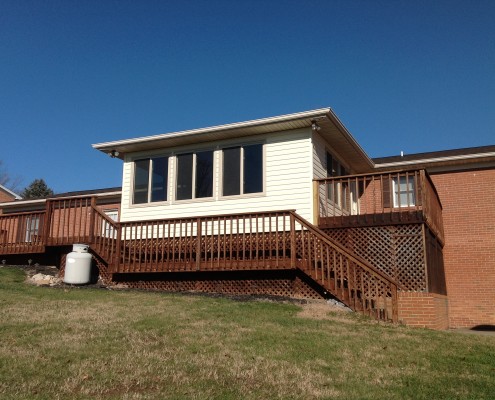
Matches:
[374,151,495,169]
[92,108,332,151]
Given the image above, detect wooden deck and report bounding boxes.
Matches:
[314,169,444,244]
[0,170,447,323]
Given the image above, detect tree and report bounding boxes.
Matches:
[20,179,54,199]
[0,160,22,192]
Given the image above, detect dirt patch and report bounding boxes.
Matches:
[297,300,351,320]
[2,264,109,289]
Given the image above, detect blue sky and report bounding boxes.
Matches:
[1,0,494,194]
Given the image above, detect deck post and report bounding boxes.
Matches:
[88,196,96,245]
[196,217,202,271]
[312,180,320,226]
[114,222,122,273]
[43,199,53,245]
[391,283,399,323]
[290,213,296,268]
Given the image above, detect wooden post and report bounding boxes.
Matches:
[114,222,122,273]
[312,180,320,227]
[391,283,399,323]
[43,200,53,245]
[196,217,202,271]
[290,213,296,268]
[88,197,96,244]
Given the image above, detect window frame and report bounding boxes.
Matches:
[131,156,170,205]
[174,149,215,202]
[392,176,416,208]
[325,150,352,211]
[221,143,265,198]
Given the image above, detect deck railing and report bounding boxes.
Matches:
[0,211,46,254]
[45,197,94,246]
[118,211,293,273]
[314,169,444,243]
[0,199,400,321]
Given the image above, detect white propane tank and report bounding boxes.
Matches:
[63,244,92,284]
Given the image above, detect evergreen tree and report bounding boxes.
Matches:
[20,179,54,199]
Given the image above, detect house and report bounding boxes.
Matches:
[1,108,493,330]
[0,184,21,204]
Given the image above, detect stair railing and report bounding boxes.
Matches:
[290,211,400,322]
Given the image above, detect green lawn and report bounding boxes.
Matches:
[0,267,494,399]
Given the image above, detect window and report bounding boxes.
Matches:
[25,215,40,242]
[392,176,416,207]
[222,144,263,196]
[176,150,213,200]
[133,157,168,204]
[102,210,118,238]
[325,151,350,209]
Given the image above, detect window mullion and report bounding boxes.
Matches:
[240,146,244,195]
[192,153,196,199]
[148,159,153,203]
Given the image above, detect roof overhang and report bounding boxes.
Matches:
[0,184,22,200]
[92,108,374,173]
[0,189,122,212]
[374,148,495,172]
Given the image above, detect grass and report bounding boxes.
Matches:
[0,267,494,399]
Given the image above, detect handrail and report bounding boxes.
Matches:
[314,168,425,181]
[90,206,119,264]
[119,209,297,226]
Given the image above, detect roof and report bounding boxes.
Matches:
[373,145,495,170]
[93,108,374,173]
[0,187,121,209]
[0,184,22,200]
[50,186,121,199]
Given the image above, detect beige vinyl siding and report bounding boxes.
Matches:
[312,131,327,179]
[120,128,314,223]
[312,132,328,220]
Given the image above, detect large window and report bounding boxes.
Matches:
[133,157,168,204]
[223,144,263,196]
[176,150,213,200]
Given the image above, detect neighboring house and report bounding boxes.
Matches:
[1,108,493,330]
[0,187,121,264]
[0,184,21,205]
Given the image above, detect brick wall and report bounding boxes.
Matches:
[431,169,495,328]
[398,292,449,330]
[0,190,16,203]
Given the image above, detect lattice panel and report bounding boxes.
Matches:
[115,273,324,300]
[394,225,425,291]
[58,253,67,278]
[92,255,112,284]
[323,224,426,291]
